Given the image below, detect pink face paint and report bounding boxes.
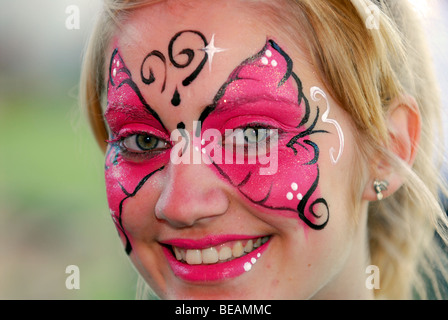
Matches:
[105,48,170,254]
[104,38,330,256]
[200,40,329,230]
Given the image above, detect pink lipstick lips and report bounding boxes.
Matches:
[161,235,271,282]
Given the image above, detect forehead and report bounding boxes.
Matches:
[106,0,314,120]
[116,0,268,51]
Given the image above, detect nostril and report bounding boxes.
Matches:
[155,163,230,227]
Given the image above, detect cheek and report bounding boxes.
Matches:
[116,184,161,242]
[318,124,358,218]
[104,145,168,251]
[210,130,328,230]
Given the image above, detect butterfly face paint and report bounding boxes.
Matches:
[104,33,336,255]
[199,39,330,230]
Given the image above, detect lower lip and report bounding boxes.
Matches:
[162,239,271,282]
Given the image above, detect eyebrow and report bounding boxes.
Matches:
[104,102,166,133]
[214,93,299,112]
[198,77,302,120]
[117,77,165,123]
[196,93,300,138]
[196,38,303,133]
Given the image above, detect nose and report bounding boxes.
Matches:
[155,160,229,228]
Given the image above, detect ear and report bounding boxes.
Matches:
[362,95,421,201]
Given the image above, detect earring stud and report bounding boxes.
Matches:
[373,179,389,201]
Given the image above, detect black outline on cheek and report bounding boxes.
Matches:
[117,166,165,255]
[297,167,329,230]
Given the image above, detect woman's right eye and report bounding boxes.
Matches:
[121,134,168,153]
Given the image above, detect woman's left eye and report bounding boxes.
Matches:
[121,134,168,152]
[224,126,272,146]
[243,127,270,144]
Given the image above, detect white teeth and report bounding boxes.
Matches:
[232,241,244,258]
[172,236,269,265]
[202,247,219,264]
[174,247,182,260]
[218,246,232,261]
[185,249,202,265]
[244,240,253,253]
[181,249,187,261]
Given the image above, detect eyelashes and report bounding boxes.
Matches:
[107,131,171,162]
[107,123,284,163]
[122,134,169,152]
[230,127,271,144]
[221,123,284,154]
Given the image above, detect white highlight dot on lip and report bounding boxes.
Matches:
[291,183,298,191]
[251,257,257,264]
[244,262,252,272]
[286,192,294,201]
[271,60,278,67]
[261,57,269,65]
[113,68,117,77]
[265,50,272,57]
[297,193,303,200]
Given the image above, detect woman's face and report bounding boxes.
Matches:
[103,0,369,299]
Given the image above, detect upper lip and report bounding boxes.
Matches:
[160,234,267,250]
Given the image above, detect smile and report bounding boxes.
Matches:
[173,236,269,265]
[161,235,271,282]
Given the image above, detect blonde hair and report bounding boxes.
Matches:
[80,0,448,299]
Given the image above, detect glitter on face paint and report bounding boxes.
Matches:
[199,39,330,230]
[103,37,333,256]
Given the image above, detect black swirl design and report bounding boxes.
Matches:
[140,30,209,107]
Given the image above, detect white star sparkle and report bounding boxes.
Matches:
[201,34,227,72]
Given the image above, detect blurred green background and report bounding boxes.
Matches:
[0,0,137,299]
[0,0,447,300]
